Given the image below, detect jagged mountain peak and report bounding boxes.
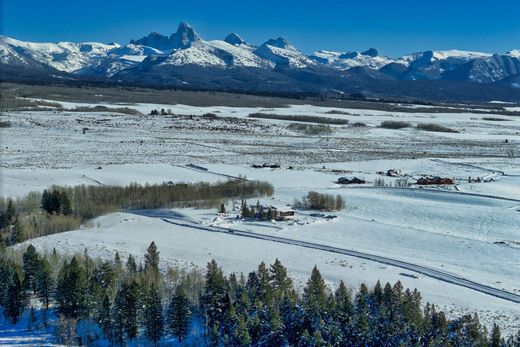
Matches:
[130,32,170,50]
[169,22,200,49]
[362,48,378,57]
[224,33,246,46]
[264,37,292,49]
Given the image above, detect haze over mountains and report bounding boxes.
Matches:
[2,22,520,102]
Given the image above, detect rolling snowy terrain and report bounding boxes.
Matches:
[2,93,520,338]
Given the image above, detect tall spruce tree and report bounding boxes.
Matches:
[36,256,53,309]
[98,294,113,342]
[5,272,24,324]
[202,259,228,327]
[303,266,327,320]
[55,256,87,319]
[269,258,292,300]
[167,287,191,342]
[22,244,40,293]
[144,241,160,282]
[144,284,164,346]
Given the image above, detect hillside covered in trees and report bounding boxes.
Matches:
[0,243,518,346]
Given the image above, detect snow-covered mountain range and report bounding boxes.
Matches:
[2,22,520,101]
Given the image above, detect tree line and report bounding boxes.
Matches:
[0,179,273,247]
[0,243,518,346]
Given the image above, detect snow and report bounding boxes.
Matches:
[507,49,520,58]
[311,50,394,70]
[431,49,492,60]
[2,98,520,335]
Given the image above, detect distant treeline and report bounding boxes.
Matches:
[249,113,348,125]
[0,243,515,346]
[294,191,345,211]
[0,180,274,247]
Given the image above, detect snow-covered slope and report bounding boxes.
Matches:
[311,49,394,70]
[159,40,273,68]
[0,35,119,73]
[254,37,316,68]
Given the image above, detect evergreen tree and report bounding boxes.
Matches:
[112,289,125,345]
[232,314,251,346]
[167,287,191,342]
[266,307,286,346]
[269,258,293,301]
[55,257,87,319]
[144,241,160,282]
[490,323,502,347]
[202,259,229,327]
[114,251,122,273]
[219,203,226,214]
[126,254,137,275]
[22,244,40,293]
[5,272,24,324]
[256,261,272,302]
[36,256,53,310]
[303,266,327,319]
[113,281,140,340]
[335,280,354,335]
[144,284,164,346]
[98,294,112,342]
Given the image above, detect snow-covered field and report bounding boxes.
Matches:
[2,98,520,335]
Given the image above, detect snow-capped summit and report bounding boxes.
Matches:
[507,49,520,58]
[263,37,293,50]
[224,33,246,46]
[0,35,119,73]
[310,49,393,70]
[254,37,315,68]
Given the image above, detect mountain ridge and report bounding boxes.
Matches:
[1,23,520,102]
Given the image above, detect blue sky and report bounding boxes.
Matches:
[2,0,519,57]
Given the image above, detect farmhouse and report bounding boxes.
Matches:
[260,204,295,221]
[264,205,294,221]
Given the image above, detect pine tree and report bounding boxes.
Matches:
[219,203,226,214]
[202,259,229,327]
[303,266,327,319]
[335,280,354,329]
[144,284,164,346]
[112,288,125,345]
[98,294,112,342]
[269,258,293,300]
[490,323,501,347]
[167,287,191,342]
[0,261,15,308]
[55,256,87,319]
[36,256,53,309]
[5,272,24,324]
[113,281,140,340]
[114,252,122,276]
[256,261,272,302]
[266,307,286,346]
[144,241,160,282]
[126,254,137,275]
[22,244,40,293]
[232,314,251,346]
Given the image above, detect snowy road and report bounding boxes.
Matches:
[132,210,520,304]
